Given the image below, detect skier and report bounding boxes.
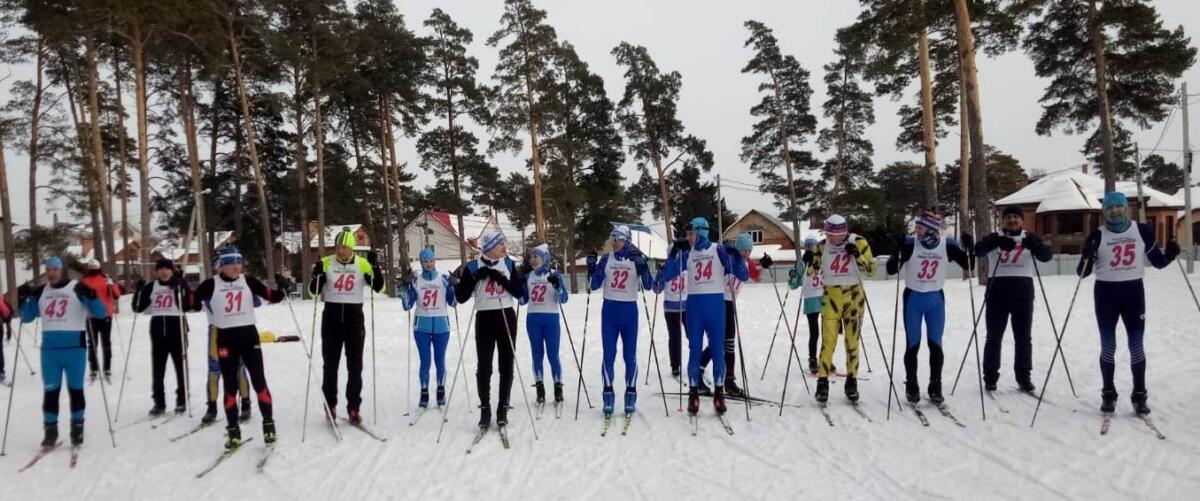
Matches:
[401,247,456,408]
[307,228,385,424]
[972,206,1054,393]
[520,244,568,407]
[885,210,971,406]
[200,254,252,425]
[19,256,109,447]
[78,258,121,382]
[789,236,827,374]
[805,214,875,404]
[659,217,749,417]
[697,232,760,396]
[653,259,687,381]
[587,225,654,418]
[1077,192,1179,415]
[131,259,191,415]
[453,231,525,430]
[188,245,286,448]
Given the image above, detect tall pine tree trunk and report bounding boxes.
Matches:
[1,130,18,304]
[1088,0,1118,192]
[640,94,675,242]
[292,68,311,289]
[383,100,410,274]
[132,26,153,279]
[958,56,970,240]
[208,78,224,257]
[113,53,132,284]
[227,25,276,275]
[954,0,993,282]
[917,25,939,209]
[833,64,849,211]
[84,33,116,273]
[446,82,468,266]
[771,71,803,262]
[311,38,327,258]
[178,58,210,276]
[27,38,45,275]
[376,105,395,283]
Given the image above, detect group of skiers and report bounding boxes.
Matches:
[6,193,1179,456]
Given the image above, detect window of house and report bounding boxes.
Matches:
[1058,213,1085,234]
[748,230,763,244]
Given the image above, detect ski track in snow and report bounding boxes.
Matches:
[3,272,1200,499]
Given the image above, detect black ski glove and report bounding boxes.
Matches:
[1021,234,1044,252]
[845,242,860,258]
[548,274,562,289]
[74,282,98,301]
[760,254,774,269]
[1166,240,1181,260]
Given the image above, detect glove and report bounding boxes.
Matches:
[366,250,379,266]
[518,261,533,276]
[274,274,291,291]
[74,282,98,300]
[844,242,860,258]
[485,268,508,285]
[670,239,688,256]
[1021,234,1044,251]
[548,274,562,289]
[1166,240,1181,260]
[17,283,32,306]
[474,266,492,281]
[998,236,1016,252]
[105,276,114,286]
[960,232,975,251]
[760,254,774,269]
[135,278,146,290]
[788,268,797,280]
[586,253,598,275]
[447,273,460,286]
[801,251,813,265]
[631,252,647,268]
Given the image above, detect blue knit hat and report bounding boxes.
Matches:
[735,232,754,252]
[688,217,710,233]
[216,244,243,266]
[480,231,505,254]
[419,247,436,262]
[915,209,943,232]
[610,225,631,242]
[1102,191,1128,210]
[46,256,64,269]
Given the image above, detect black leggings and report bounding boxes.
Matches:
[217,325,273,426]
[807,313,820,359]
[476,308,517,409]
[664,311,687,371]
[87,317,113,372]
[321,304,366,412]
[149,316,187,406]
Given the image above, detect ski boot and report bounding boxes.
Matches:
[985,380,998,392]
[89,370,98,383]
[724,378,745,399]
[201,401,218,424]
[41,423,58,447]
[70,420,84,446]
[1131,389,1150,416]
[815,377,830,404]
[0,371,7,384]
[928,380,945,406]
[602,386,615,417]
[624,388,637,415]
[687,387,701,416]
[104,370,112,384]
[713,386,728,416]
[419,388,430,408]
[1100,388,1118,414]
[699,374,713,396]
[905,381,921,404]
[239,398,252,422]
[174,400,186,415]
[149,401,166,416]
[1016,379,1036,394]
[496,402,509,427]
[325,405,337,422]
[263,420,277,444]
[224,425,242,449]
[534,381,546,405]
[845,376,859,403]
[478,403,492,428]
[808,358,818,375]
[347,408,362,425]
[436,386,447,407]
[671,367,682,382]
[553,382,564,404]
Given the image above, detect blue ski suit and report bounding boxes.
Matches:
[520,266,569,383]
[589,243,654,391]
[21,280,109,424]
[402,270,458,389]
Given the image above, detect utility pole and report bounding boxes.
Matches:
[1134,145,1146,224]
[1183,82,1194,272]
[716,174,723,243]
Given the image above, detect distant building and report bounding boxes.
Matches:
[996,165,1181,254]
[719,209,817,266]
[277,223,373,271]
[402,210,525,264]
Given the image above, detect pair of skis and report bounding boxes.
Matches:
[535,401,564,420]
[600,414,633,437]
[688,413,734,436]
[465,424,509,453]
[17,442,81,472]
[815,400,872,427]
[906,400,966,428]
[1100,413,1165,440]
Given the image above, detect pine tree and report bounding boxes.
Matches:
[1140,153,1183,194]
[817,28,875,217]
[740,20,817,261]
[613,42,713,241]
[1020,0,1195,190]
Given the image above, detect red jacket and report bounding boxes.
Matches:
[79,273,122,315]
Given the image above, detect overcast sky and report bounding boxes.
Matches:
[3,0,1200,231]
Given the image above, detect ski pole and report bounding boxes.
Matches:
[965,259,987,421]
[177,287,192,418]
[731,283,751,422]
[0,322,29,455]
[637,274,670,418]
[853,256,903,412]
[370,287,378,425]
[436,296,478,443]
[406,308,413,417]
[89,321,118,448]
[886,259,903,420]
[290,291,340,442]
[760,266,792,380]
[16,341,34,375]
[114,310,138,421]
[1033,257,1078,398]
[951,257,1001,395]
[777,292,810,416]
[574,285,593,420]
[1031,260,1087,428]
[558,303,593,408]
[495,294,539,440]
[1176,259,1200,315]
[452,295,473,407]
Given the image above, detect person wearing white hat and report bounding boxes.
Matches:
[586,224,654,418]
[520,243,569,408]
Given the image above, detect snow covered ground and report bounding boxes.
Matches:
[2,269,1199,499]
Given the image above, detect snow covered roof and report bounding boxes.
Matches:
[996,167,1183,213]
[277,225,367,254]
[152,231,235,260]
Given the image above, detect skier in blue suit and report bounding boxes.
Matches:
[587,225,654,418]
[659,217,749,417]
[401,247,457,408]
[20,256,110,447]
[520,243,569,407]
